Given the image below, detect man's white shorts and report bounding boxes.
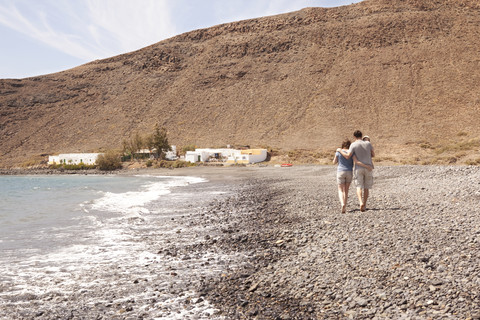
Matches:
[354,167,373,189]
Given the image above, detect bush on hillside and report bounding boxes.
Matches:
[154,160,195,169]
[181,144,196,155]
[49,163,96,170]
[96,151,123,171]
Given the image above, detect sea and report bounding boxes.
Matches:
[0,174,229,319]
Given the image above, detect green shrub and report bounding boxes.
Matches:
[375,156,396,163]
[230,163,246,167]
[21,159,43,168]
[466,158,480,165]
[48,163,96,170]
[434,138,479,155]
[63,163,96,170]
[121,154,132,162]
[419,143,435,149]
[96,151,123,171]
[287,150,299,159]
[154,160,195,168]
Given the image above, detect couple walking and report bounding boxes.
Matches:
[333,130,375,213]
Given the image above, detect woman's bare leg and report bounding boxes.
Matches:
[344,182,351,212]
[338,184,344,205]
[338,184,346,213]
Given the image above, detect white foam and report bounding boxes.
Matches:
[79,203,89,213]
[90,176,206,216]
[0,174,221,316]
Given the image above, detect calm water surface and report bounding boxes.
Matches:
[0,174,205,258]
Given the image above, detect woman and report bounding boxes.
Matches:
[333,139,353,213]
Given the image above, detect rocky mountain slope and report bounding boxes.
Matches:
[1,0,479,167]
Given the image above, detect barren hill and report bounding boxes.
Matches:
[1,0,480,167]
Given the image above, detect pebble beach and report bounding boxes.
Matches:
[1,165,480,319]
[198,165,480,319]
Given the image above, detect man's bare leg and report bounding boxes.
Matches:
[363,189,369,211]
[357,188,365,211]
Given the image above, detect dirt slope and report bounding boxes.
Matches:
[1,0,479,167]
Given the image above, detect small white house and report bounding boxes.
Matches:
[185,148,232,163]
[185,150,209,163]
[135,145,177,160]
[226,149,268,164]
[185,148,267,164]
[165,145,178,161]
[48,153,103,165]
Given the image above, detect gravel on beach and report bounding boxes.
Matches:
[197,165,480,319]
[1,165,479,319]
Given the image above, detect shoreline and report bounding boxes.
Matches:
[2,162,479,174]
[1,170,253,319]
[0,164,254,176]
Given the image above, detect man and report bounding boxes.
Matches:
[338,130,375,212]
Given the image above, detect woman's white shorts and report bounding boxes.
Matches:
[337,171,353,185]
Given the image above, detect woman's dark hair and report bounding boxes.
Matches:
[341,139,351,149]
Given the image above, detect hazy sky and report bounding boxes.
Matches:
[0,0,362,79]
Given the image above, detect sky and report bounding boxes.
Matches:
[0,0,363,79]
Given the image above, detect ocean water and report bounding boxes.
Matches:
[0,174,230,318]
[0,175,204,257]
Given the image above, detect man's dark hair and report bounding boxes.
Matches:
[353,130,363,138]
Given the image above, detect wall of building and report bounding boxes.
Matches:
[243,149,268,163]
[186,148,267,164]
[48,153,102,165]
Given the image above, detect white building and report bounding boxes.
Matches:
[185,148,232,163]
[185,151,202,163]
[185,148,267,164]
[165,145,178,161]
[135,145,177,160]
[48,153,103,165]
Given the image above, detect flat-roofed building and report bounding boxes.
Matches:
[185,148,267,164]
[48,153,103,165]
